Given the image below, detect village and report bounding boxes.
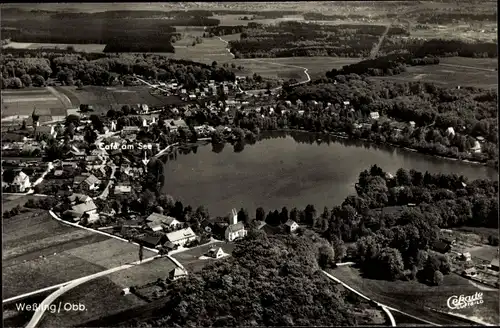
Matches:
[2,73,495,299]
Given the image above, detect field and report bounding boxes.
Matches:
[2,41,106,52]
[329,266,499,325]
[369,61,498,89]
[56,86,184,114]
[226,57,362,81]
[2,194,48,211]
[2,210,155,299]
[38,276,146,328]
[1,88,68,118]
[172,241,236,273]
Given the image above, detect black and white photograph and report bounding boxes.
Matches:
[1,1,498,327]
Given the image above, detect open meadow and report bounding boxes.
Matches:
[330,266,499,325]
[172,241,236,273]
[2,210,155,300]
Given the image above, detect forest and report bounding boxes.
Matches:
[229,21,396,58]
[381,38,497,58]
[1,9,219,51]
[0,52,236,88]
[415,12,498,24]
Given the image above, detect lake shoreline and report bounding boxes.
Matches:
[274,128,495,169]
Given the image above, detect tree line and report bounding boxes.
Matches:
[0,52,236,89]
[326,54,440,78]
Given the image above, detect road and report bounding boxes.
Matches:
[154,142,179,158]
[25,255,162,328]
[46,86,73,109]
[369,21,393,59]
[96,164,116,200]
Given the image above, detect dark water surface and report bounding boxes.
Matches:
[162,131,498,217]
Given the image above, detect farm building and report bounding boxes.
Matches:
[169,267,188,281]
[114,184,132,195]
[370,112,380,120]
[166,227,197,247]
[284,219,299,233]
[80,174,100,191]
[490,258,499,271]
[446,127,455,136]
[10,171,31,192]
[136,234,164,248]
[432,241,451,254]
[207,247,225,259]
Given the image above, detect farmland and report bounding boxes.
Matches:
[369,62,498,89]
[329,266,499,325]
[55,86,184,114]
[2,210,155,300]
[38,276,146,328]
[1,88,68,118]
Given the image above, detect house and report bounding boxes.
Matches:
[11,171,31,192]
[446,127,455,137]
[409,121,416,128]
[121,126,140,136]
[432,241,451,254]
[139,104,149,114]
[462,267,477,277]
[461,252,472,261]
[80,174,100,191]
[471,140,481,153]
[136,233,164,248]
[166,227,197,247]
[225,208,248,241]
[370,112,380,120]
[490,258,499,271]
[54,169,64,177]
[476,136,485,143]
[66,199,98,221]
[114,184,132,195]
[169,267,188,281]
[343,100,350,106]
[146,213,181,228]
[35,125,57,138]
[68,193,92,205]
[85,156,101,165]
[284,219,299,233]
[207,247,224,259]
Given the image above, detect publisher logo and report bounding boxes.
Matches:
[447,292,484,310]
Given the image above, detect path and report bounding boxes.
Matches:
[321,270,441,327]
[25,255,162,328]
[439,63,497,72]
[46,86,73,109]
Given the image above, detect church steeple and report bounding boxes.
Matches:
[32,106,40,126]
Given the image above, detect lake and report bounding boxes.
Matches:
[162,131,498,217]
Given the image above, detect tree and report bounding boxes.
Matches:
[256,207,266,222]
[20,74,32,87]
[433,270,444,286]
[318,245,336,269]
[396,168,412,186]
[84,127,98,144]
[238,208,250,225]
[195,205,210,220]
[377,247,404,281]
[212,61,218,67]
[32,75,46,87]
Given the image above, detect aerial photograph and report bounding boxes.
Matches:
[1,1,498,327]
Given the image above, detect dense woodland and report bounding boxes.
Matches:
[0,52,236,88]
[1,9,219,53]
[415,12,498,24]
